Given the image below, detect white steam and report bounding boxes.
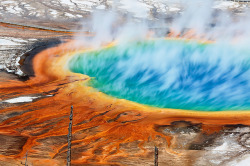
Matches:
[76,0,250,46]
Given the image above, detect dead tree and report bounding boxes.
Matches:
[155,146,158,166]
[25,151,28,166]
[67,105,73,166]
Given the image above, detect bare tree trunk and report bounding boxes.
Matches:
[25,151,28,166]
[67,105,73,166]
[154,146,158,166]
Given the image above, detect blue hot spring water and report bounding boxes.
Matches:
[68,39,250,111]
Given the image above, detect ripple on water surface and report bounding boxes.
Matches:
[69,39,250,111]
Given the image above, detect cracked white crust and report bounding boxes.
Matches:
[0,37,38,76]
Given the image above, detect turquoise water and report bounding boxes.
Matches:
[68,39,250,111]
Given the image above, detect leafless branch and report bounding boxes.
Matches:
[67,105,73,166]
[25,151,28,166]
[154,146,158,166]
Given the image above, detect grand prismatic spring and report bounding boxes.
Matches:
[1,0,250,166]
[69,39,250,111]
